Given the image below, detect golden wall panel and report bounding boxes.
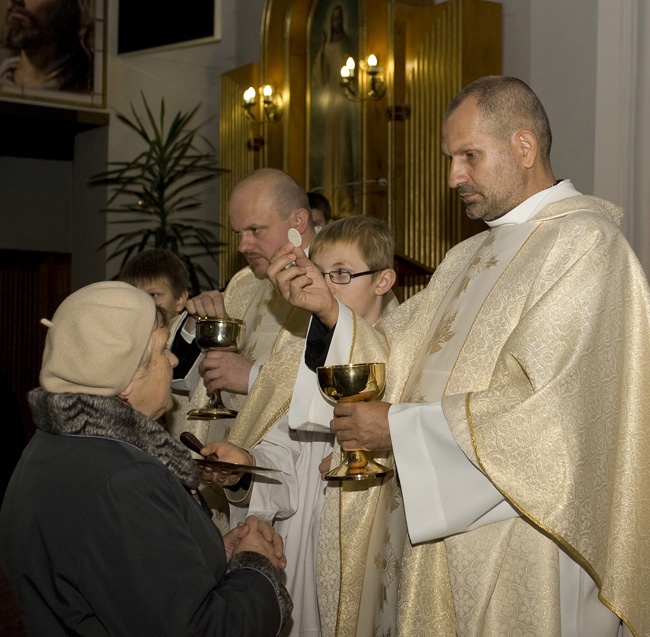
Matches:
[217,0,500,296]
[403,2,464,275]
[218,69,260,289]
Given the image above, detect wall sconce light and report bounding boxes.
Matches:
[262,84,283,122]
[241,85,283,122]
[242,86,263,151]
[340,54,386,101]
[243,86,257,120]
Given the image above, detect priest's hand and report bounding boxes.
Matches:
[184,289,228,333]
[331,401,392,451]
[267,243,339,328]
[199,440,253,487]
[200,350,252,395]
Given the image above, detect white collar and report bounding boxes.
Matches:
[486,180,582,227]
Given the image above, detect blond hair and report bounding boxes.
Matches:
[310,216,394,271]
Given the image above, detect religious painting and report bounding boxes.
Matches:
[118,0,221,55]
[0,0,106,108]
[308,0,360,218]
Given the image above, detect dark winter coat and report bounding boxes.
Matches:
[0,389,291,636]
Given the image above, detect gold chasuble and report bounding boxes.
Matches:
[329,195,649,637]
[225,303,311,449]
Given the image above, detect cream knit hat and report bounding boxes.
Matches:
[39,281,157,396]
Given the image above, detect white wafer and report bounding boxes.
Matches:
[288,228,301,247]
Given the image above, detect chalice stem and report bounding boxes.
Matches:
[324,448,390,481]
[206,388,227,410]
[347,450,369,470]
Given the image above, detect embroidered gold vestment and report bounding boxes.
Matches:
[327,196,649,637]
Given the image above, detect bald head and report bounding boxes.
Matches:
[228,168,315,278]
[232,168,311,221]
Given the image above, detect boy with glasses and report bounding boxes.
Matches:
[200,216,397,637]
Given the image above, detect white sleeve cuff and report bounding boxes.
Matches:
[389,402,514,544]
[248,363,260,393]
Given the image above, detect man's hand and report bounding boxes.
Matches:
[199,440,253,488]
[331,401,393,451]
[233,516,287,570]
[199,351,252,395]
[318,452,333,479]
[266,243,339,328]
[184,290,229,333]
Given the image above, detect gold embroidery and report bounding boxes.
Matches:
[426,310,457,356]
[464,391,636,636]
[251,298,267,332]
[374,527,399,611]
[455,233,499,298]
[267,292,285,313]
[252,398,291,446]
[336,487,344,637]
[381,474,402,513]
[348,310,358,363]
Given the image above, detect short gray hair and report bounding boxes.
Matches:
[445,76,552,166]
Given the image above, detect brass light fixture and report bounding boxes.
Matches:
[242,86,257,120]
[261,84,283,122]
[241,85,283,121]
[242,86,264,151]
[340,54,386,101]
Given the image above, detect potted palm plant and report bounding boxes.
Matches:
[90,94,228,294]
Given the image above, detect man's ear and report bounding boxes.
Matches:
[174,290,189,313]
[292,208,311,234]
[514,129,538,169]
[374,268,397,296]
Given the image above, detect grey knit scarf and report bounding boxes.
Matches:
[28,388,200,489]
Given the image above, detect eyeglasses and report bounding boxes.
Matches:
[321,269,382,285]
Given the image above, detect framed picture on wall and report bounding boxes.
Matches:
[308,0,360,218]
[118,0,222,55]
[0,0,106,109]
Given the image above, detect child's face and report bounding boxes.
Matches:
[137,278,188,326]
[311,242,383,324]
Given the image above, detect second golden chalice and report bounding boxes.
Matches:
[317,362,391,481]
[187,316,245,420]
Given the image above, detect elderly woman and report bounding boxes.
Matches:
[0,282,291,636]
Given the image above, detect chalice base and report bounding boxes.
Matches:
[324,453,391,481]
[187,406,238,420]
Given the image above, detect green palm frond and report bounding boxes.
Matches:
[90,94,228,293]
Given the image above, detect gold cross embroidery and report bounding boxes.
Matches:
[426,310,457,356]
[454,233,499,299]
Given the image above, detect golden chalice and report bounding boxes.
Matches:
[317,362,390,480]
[187,317,245,420]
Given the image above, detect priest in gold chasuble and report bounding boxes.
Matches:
[268,76,649,637]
